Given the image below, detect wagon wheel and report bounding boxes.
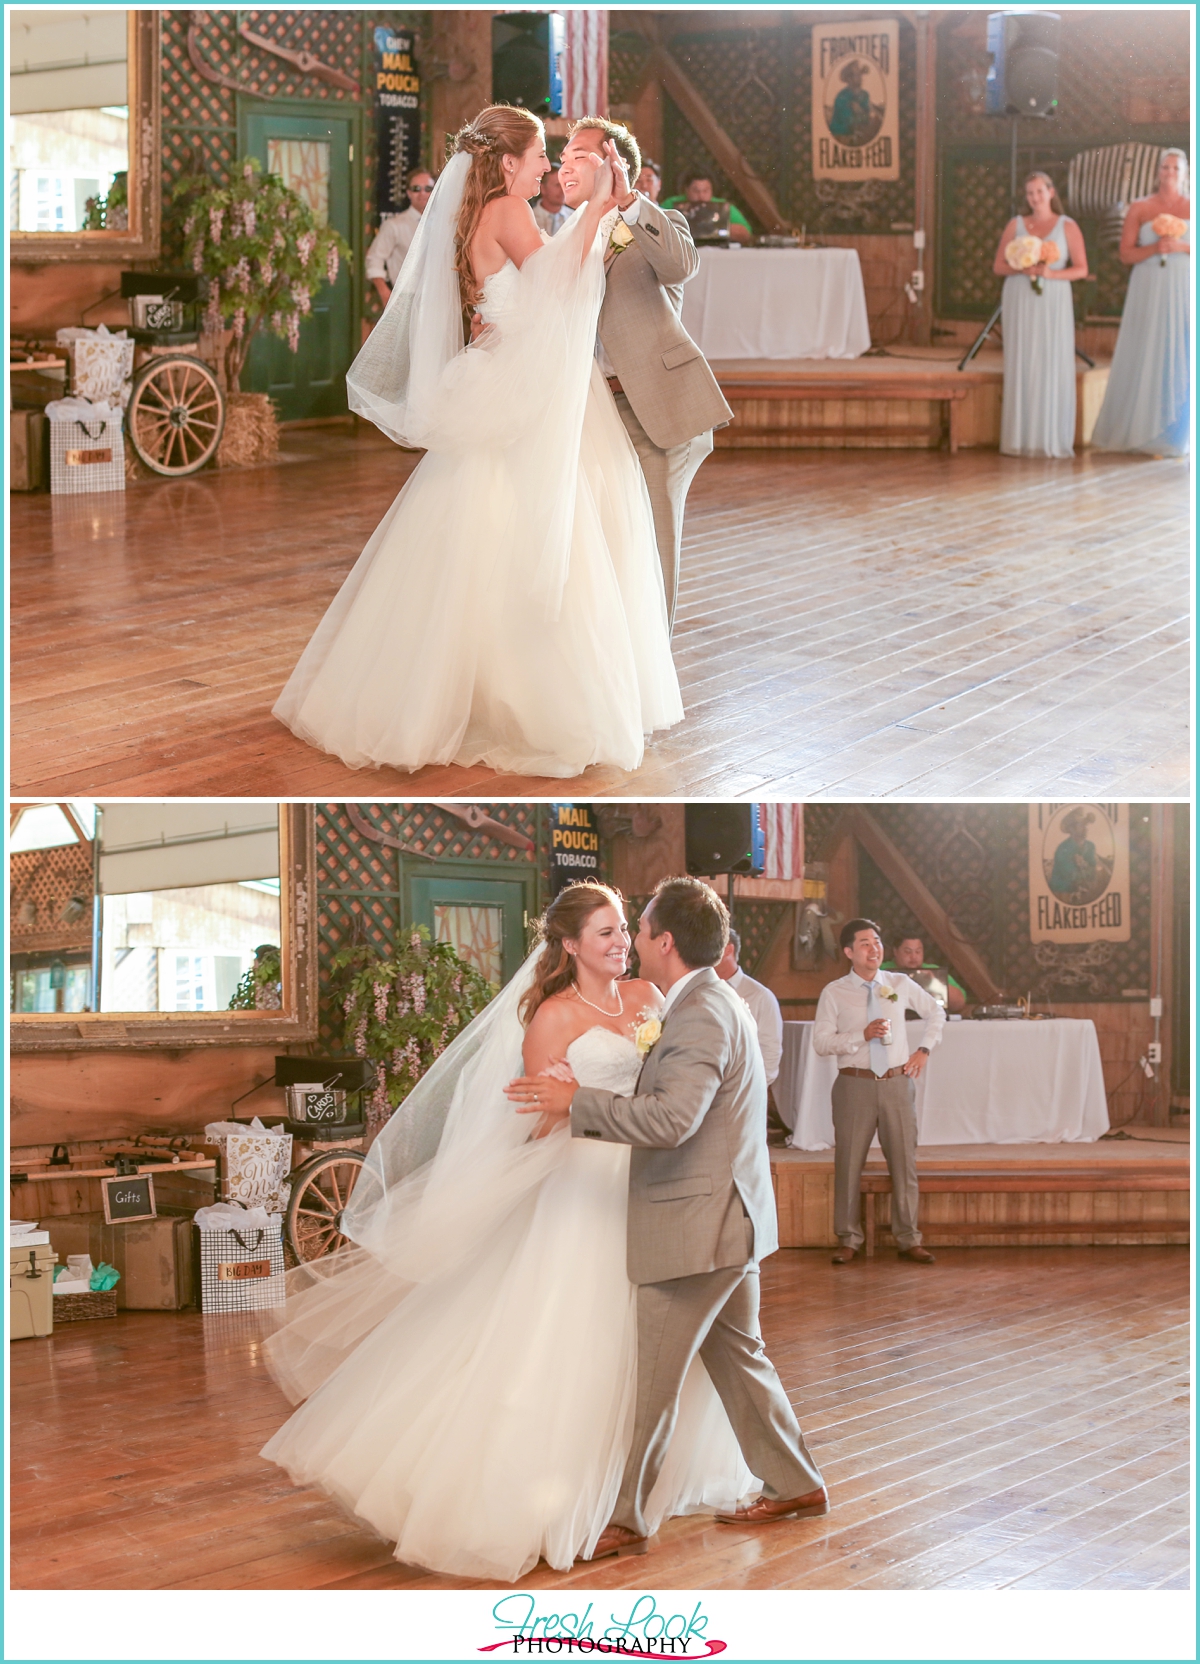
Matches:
[285,1150,366,1264]
[127,354,224,476]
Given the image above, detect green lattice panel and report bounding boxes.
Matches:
[608,30,653,110]
[661,18,916,235]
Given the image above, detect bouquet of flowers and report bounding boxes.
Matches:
[1150,213,1187,266]
[1005,234,1058,294]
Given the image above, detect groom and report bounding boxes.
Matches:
[558,120,733,633]
[505,876,827,1558]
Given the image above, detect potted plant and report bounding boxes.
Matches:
[227,943,283,1010]
[173,158,351,463]
[327,929,495,1127]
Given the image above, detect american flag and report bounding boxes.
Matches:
[761,803,804,881]
[563,9,609,119]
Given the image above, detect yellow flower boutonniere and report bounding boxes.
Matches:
[608,219,635,255]
[634,1012,662,1058]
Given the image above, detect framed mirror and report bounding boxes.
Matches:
[9,802,317,1050]
[9,9,161,262]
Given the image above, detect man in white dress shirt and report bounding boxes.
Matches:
[813,918,945,1266]
[532,165,573,237]
[716,928,784,1086]
[365,168,436,305]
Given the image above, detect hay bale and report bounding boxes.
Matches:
[216,391,280,469]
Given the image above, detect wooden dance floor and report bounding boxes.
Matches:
[10,1247,1189,1591]
[9,428,1189,799]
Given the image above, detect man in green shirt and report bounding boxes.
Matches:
[882,935,967,1014]
[663,170,752,245]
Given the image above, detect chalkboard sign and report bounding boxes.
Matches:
[373,25,421,219]
[101,1172,157,1224]
[550,803,600,895]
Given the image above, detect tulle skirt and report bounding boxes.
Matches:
[260,1134,756,1582]
[272,364,684,778]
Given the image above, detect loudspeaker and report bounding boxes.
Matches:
[491,12,564,117]
[685,805,764,877]
[985,10,1061,117]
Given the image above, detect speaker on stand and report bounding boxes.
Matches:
[491,12,564,117]
[684,805,765,919]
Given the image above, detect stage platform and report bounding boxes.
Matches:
[711,347,1110,452]
[771,1127,1189,1251]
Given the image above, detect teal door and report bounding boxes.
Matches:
[408,876,532,989]
[240,106,357,420]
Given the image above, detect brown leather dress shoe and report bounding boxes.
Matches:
[576,1522,649,1563]
[898,1246,936,1263]
[715,1488,830,1525]
[831,1246,858,1264]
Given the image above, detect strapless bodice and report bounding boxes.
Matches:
[478,260,521,327]
[565,1027,642,1095]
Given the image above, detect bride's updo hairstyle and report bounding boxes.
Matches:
[451,103,544,311]
[519,880,627,1027]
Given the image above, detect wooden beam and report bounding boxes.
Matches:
[639,39,788,231]
[911,11,937,346]
[830,809,1004,1003]
[428,11,493,167]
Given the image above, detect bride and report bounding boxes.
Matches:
[260,881,758,1581]
[272,104,683,778]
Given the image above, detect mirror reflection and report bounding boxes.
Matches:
[8,9,129,233]
[10,802,281,1015]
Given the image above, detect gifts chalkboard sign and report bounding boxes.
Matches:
[101,1172,157,1224]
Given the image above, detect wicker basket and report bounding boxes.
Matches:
[53,1290,119,1323]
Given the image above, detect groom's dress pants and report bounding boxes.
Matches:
[612,391,713,636]
[613,1219,824,1536]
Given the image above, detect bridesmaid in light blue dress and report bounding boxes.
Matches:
[993,171,1089,458]
[1091,148,1191,457]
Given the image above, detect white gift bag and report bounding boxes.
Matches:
[197,1213,285,1313]
[206,1119,292,1215]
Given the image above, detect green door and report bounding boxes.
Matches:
[408,876,532,990]
[240,105,357,421]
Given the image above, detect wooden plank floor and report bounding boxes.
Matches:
[10,1246,1189,1591]
[9,430,1190,799]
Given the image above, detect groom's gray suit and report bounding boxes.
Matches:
[599,198,733,633]
[570,967,824,1535]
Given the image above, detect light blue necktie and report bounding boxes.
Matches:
[865,980,890,1078]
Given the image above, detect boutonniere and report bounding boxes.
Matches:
[878,985,900,1004]
[634,1007,662,1058]
[608,219,635,255]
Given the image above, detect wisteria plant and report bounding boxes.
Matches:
[327,929,495,1125]
[175,158,351,392]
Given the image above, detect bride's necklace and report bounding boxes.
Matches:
[572,984,624,1018]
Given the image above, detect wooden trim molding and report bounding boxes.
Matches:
[10,805,318,1053]
[11,11,161,264]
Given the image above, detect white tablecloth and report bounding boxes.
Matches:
[777,1020,1110,1149]
[681,247,871,361]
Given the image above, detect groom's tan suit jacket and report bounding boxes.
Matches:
[570,967,777,1285]
[597,199,733,451]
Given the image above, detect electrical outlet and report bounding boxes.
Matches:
[1148,1041,1162,1064]
[1149,996,1163,1017]
[911,269,925,291]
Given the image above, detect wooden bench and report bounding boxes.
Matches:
[859,1162,1190,1256]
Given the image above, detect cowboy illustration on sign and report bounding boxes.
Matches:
[812,22,900,182]
[1029,804,1131,943]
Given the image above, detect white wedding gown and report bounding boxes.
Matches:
[272,248,684,778]
[260,1027,756,1582]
